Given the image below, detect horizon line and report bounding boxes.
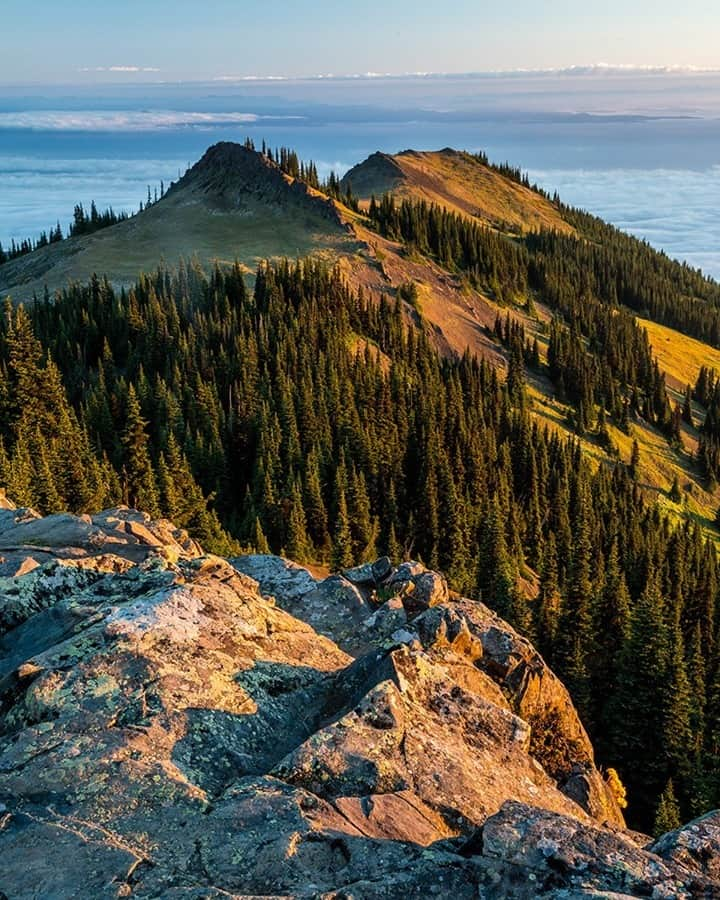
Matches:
[2,62,720,89]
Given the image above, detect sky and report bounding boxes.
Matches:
[1,0,719,84]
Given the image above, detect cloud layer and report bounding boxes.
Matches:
[0,111,281,131]
[530,166,720,278]
[80,66,161,74]
[211,64,720,82]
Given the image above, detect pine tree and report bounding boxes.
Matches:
[506,338,526,408]
[386,521,402,562]
[605,573,670,829]
[477,495,515,617]
[687,623,706,762]
[6,427,34,507]
[629,439,640,480]
[121,384,159,515]
[682,385,693,426]
[557,477,594,720]
[438,454,470,591]
[303,449,330,558]
[347,467,378,563]
[593,539,631,751]
[536,533,561,660]
[669,475,682,503]
[331,468,354,571]
[507,581,534,639]
[662,621,693,783]
[156,452,180,521]
[33,437,63,513]
[653,780,681,837]
[253,517,271,554]
[285,480,312,563]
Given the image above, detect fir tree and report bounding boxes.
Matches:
[331,467,354,571]
[253,517,271,554]
[285,480,312,563]
[121,384,159,516]
[653,780,681,837]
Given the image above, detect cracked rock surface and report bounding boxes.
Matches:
[1,506,719,898]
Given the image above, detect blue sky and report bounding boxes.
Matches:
[2,0,719,84]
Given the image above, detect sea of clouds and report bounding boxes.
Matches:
[0,156,188,244]
[529,167,720,279]
[1,71,719,279]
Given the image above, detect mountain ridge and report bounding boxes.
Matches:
[172,141,347,227]
[341,146,574,234]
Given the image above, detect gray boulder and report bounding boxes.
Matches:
[651,809,720,882]
[475,800,703,899]
[388,561,449,617]
[231,553,318,602]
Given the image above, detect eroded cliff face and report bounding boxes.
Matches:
[0,502,718,899]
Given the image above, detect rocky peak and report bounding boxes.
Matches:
[178,141,280,194]
[2,506,720,898]
[171,141,345,227]
[340,150,407,197]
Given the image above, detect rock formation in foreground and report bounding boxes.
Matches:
[1,500,720,898]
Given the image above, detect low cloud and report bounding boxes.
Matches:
[214,75,288,82]
[79,66,161,74]
[212,65,720,83]
[0,110,264,131]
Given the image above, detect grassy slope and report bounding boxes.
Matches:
[640,317,720,394]
[0,171,357,304]
[345,149,574,235]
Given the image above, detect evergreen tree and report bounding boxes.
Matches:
[285,480,312,563]
[253,516,271,554]
[593,540,631,750]
[682,385,693,427]
[654,780,681,837]
[477,496,515,617]
[669,475,682,503]
[121,384,159,516]
[347,467,378,563]
[605,573,670,829]
[662,621,693,784]
[629,440,641,480]
[536,533,561,661]
[331,467,354,571]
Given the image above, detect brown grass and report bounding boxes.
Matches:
[353,149,573,235]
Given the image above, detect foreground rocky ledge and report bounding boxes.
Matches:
[1,503,719,898]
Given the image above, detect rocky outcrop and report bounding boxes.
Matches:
[0,502,201,571]
[1,508,718,898]
[472,801,717,898]
[175,141,347,229]
[650,810,720,882]
[340,150,407,199]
